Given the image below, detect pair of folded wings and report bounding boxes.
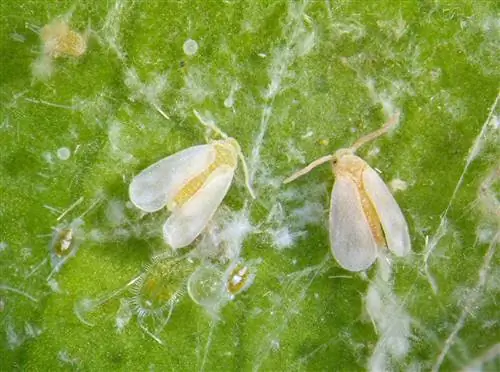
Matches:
[129,145,411,267]
[330,165,411,272]
[129,144,235,249]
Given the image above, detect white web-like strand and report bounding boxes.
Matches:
[251,254,330,371]
[459,343,500,372]
[431,166,500,371]
[248,0,314,189]
[431,232,498,372]
[423,91,500,294]
[99,0,129,61]
[365,255,412,372]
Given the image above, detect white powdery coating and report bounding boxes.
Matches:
[105,199,126,226]
[366,264,412,371]
[58,350,79,366]
[270,226,305,250]
[42,151,54,164]
[285,139,306,164]
[224,81,241,108]
[10,33,26,43]
[89,228,104,242]
[24,323,42,338]
[31,54,54,81]
[295,30,315,57]
[47,278,62,293]
[6,324,22,349]
[182,67,212,103]
[389,178,408,192]
[6,321,42,350]
[183,39,199,56]
[197,207,254,262]
[0,242,7,252]
[124,67,169,106]
[56,147,71,160]
[291,202,325,228]
[115,298,132,333]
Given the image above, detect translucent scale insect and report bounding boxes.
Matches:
[187,258,259,317]
[74,253,196,344]
[284,113,411,271]
[129,110,255,249]
[28,197,100,281]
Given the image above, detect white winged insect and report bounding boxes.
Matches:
[284,113,411,271]
[129,110,255,249]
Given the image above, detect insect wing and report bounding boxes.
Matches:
[129,145,216,213]
[362,166,411,256]
[329,176,378,271]
[163,165,235,249]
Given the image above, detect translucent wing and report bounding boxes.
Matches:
[329,176,378,271]
[129,145,215,213]
[362,166,411,256]
[163,166,235,249]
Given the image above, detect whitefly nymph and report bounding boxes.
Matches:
[74,254,196,344]
[129,109,255,249]
[187,258,260,317]
[27,197,101,282]
[284,113,411,272]
[46,219,84,281]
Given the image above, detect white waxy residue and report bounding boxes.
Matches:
[183,39,199,56]
[57,147,71,160]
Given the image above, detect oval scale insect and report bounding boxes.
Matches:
[284,113,411,272]
[129,109,255,249]
[74,253,196,345]
[52,228,74,257]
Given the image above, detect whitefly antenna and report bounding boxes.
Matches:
[192,110,255,198]
[193,109,229,140]
[350,112,400,153]
[283,112,401,184]
[283,154,334,184]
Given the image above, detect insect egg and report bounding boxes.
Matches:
[41,20,87,58]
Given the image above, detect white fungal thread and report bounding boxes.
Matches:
[423,91,499,293]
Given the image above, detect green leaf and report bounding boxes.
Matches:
[1,1,498,371]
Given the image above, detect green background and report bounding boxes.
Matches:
[1,0,498,371]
